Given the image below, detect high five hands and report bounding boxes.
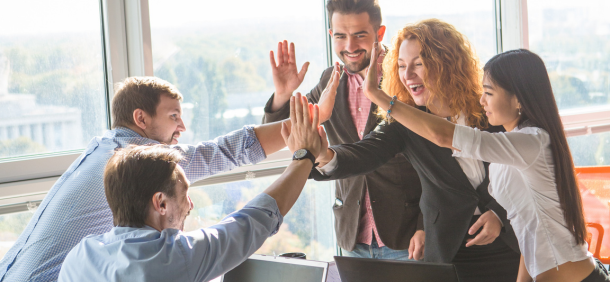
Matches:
[270,40,340,123]
[281,92,329,159]
[362,42,386,105]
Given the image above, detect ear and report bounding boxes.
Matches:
[377,25,386,42]
[328,28,333,37]
[133,109,148,130]
[150,192,168,216]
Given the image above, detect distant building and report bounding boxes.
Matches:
[0,53,82,153]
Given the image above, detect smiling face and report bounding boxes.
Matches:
[165,165,193,231]
[145,94,186,145]
[398,39,431,106]
[480,75,521,131]
[330,12,384,76]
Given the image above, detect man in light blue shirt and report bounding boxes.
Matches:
[58,93,326,281]
[0,77,289,282]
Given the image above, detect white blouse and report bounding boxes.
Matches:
[452,124,590,278]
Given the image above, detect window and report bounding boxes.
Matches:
[185,177,336,262]
[528,0,610,113]
[0,0,108,160]
[148,0,328,142]
[375,0,497,64]
[0,211,34,258]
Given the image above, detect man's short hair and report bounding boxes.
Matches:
[111,77,183,129]
[104,145,184,227]
[326,0,382,30]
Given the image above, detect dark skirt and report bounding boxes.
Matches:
[582,258,610,282]
[451,216,521,282]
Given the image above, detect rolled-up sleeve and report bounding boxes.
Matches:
[175,125,267,183]
[180,193,282,282]
[452,125,543,169]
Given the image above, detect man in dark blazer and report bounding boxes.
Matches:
[262,0,424,260]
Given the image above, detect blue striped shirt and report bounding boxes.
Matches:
[0,126,266,282]
[58,194,282,282]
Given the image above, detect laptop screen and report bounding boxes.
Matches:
[222,255,329,282]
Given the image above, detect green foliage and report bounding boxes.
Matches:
[0,137,46,158]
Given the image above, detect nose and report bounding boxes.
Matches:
[178,117,186,132]
[479,93,486,106]
[188,195,194,210]
[346,37,358,53]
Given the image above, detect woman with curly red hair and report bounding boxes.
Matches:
[312,19,521,282]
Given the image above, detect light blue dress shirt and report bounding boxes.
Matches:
[58,193,282,282]
[0,126,266,282]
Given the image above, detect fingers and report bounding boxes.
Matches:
[269,51,277,68]
[277,41,284,64]
[318,126,328,146]
[281,121,290,143]
[298,62,310,81]
[465,232,490,247]
[282,40,290,65]
[408,238,415,259]
[294,93,303,125]
[468,217,484,235]
[289,42,296,65]
[301,95,310,126]
[312,104,319,129]
[289,96,297,125]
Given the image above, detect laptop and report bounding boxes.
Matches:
[334,256,461,282]
[222,254,339,282]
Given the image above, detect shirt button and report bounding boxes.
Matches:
[358,107,362,112]
[360,131,364,135]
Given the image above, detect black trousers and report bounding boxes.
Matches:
[582,258,610,282]
[451,216,521,282]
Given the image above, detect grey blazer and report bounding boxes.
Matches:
[262,66,423,251]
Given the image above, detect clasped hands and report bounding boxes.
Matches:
[281,92,329,160]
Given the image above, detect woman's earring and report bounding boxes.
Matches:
[518,107,521,115]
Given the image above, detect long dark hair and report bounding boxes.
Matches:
[484,49,586,245]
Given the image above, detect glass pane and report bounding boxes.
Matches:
[0,211,34,258]
[373,0,497,64]
[0,0,108,160]
[184,176,336,262]
[528,0,610,112]
[149,0,327,143]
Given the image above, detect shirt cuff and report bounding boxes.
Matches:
[245,193,284,236]
[243,125,267,164]
[315,149,338,175]
[452,124,477,158]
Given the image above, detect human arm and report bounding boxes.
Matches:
[517,255,534,282]
[311,121,408,181]
[465,210,503,247]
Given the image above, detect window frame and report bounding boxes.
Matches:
[1,0,606,215]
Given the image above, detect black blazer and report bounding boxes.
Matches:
[262,66,423,251]
[311,116,520,263]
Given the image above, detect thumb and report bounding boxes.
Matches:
[281,121,290,143]
[469,217,484,235]
[318,126,328,152]
[298,62,310,81]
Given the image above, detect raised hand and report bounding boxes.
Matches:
[270,40,310,111]
[362,42,386,104]
[317,62,341,123]
[281,92,327,158]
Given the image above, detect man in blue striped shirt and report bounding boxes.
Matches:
[57,93,326,281]
[0,77,292,282]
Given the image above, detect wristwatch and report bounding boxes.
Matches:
[292,149,317,167]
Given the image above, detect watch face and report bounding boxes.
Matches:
[294,149,308,159]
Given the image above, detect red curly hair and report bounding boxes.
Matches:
[381,19,487,128]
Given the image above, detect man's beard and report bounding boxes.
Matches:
[340,49,371,74]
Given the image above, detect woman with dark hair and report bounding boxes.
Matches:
[313,19,521,282]
[361,46,609,281]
